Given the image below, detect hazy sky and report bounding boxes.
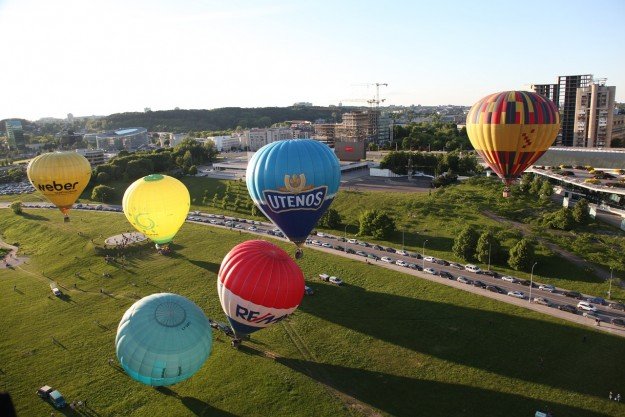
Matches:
[2,0,624,121]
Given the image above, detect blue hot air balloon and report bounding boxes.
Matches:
[115,293,213,386]
[246,139,341,256]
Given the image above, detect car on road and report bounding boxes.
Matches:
[367,253,380,261]
[347,238,357,244]
[311,240,321,246]
[329,276,343,286]
[335,245,345,252]
[610,318,625,327]
[385,247,396,253]
[532,297,551,306]
[395,260,408,267]
[439,271,453,279]
[435,259,449,266]
[346,248,356,254]
[408,252,421,259]
[501,276,518,283]
[423,256,436,263]
[408,263,422,271]
[355,250,368,257]
[247,226,258,231]
[472,280,486,288]
[423,268,437,275]
[486,285,507,294]
[539,284,556,292]
[576,301,597,312]
[517,279,537,287]
[321,242,333,248]
[608,302,625,311]
[457,276,472,284]
[358,241,369,247]
[507,291,525,299]
[449,262,464,270]
[304,286,314,296]
[381,256,393,263]
[586,296,607,306]
[465,264,482,273]
[564,291,583,299]
[558,304,577,314]
[396,250,408,256]
[481,270,500,278]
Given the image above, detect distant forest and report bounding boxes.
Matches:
[88,107,352,133]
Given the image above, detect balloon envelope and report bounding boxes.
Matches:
[218,240,305,337]
[27,152,91,216]
[122,174,190,245]
[466,91,559,189]
[246,139,340,246]
[115,293,213,386]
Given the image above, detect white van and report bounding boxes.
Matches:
[465,264,482,274]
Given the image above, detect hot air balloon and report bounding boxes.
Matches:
[122,174,189,253]
[466,91,560,197]
[115,293,212,386]
[246,139,341,258]
[27,152,92,221]
[218,240,305,347]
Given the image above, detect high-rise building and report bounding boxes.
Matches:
[5,120,26,151]
[557,74,592,146]
[573,81,616,147]
[531,84,559,103]
[612,113,625,146]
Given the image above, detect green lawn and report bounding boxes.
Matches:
[1,210,624,417]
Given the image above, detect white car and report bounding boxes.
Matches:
[396,250,408,256]
[329,276,343,286]
[381,256,394,263]
[501,276,518,283]
[465,264,482,273]
[423,268,437,275]
[311,240,321,246]
[319,273,330,281]
[51,287,62,297]
[577,301,597,312]
[322,242,333,248]
[347,238,358,244]
[507,291,525,299]
[423,256,436,263]
[247,226,258,231]
[395,260,408,267]
[539,284,556,292]
[317,232,326,237]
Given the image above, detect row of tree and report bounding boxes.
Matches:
[379,150,480,177]
[392,121,473,152]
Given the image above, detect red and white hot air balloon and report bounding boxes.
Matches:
[217,240,305,343]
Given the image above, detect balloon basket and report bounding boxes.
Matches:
[231,339,242,349]
[295,248,303,260]
[155,244,171,255]
[63,216,70,223]
[502,186,511,198]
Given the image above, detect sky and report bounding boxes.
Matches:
[1,0,624,121]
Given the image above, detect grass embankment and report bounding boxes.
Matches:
[3,175,624,299]
[1,210,624,417]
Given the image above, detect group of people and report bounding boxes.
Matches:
[609,391,621,402]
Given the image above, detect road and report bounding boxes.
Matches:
[4,202,625,336]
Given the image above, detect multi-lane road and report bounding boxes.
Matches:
[4,202,625,336]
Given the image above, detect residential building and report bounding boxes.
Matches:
[241,127,294,151]
[611,113,625,146]
[204,135,241,152]
[573,81,616,147]
[313,123,337,147]
[335,111,370,143]
[531,83,559,103]
[557,74,593,146]
[75,149,106,166]
[5,120,26,151]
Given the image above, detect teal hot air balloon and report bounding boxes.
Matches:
[246,139,341,258]
[115,293,212,386]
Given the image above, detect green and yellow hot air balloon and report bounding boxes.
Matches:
[122,174,190,253]
[27,152,92,221]
[466,91,560,197]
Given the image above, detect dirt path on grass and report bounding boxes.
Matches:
[482,210,612,281]
[0,239,29,269]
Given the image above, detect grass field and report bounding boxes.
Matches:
[1,209,624,417]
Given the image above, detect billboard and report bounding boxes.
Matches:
[334,141,365,162]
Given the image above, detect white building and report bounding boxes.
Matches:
[75,149,106,166]
[204,135,241,152]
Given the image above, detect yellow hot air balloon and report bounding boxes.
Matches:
[27,152,92,221]
[122,174,190,253]
[466,91,560,197]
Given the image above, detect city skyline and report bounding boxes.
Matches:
[1,0,624,121]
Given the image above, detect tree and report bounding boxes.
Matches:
[572,198,590,225]
[529,176,543,195]
[452,225,479,261]
[518,173,534,194]
[251,204,261,217]
[125,158,154,181]
[91,185,115,203]
[221,196,229,209]
[318,208,342,229]
[543,208,575,230]
[96,171,110,184]
[10,200,22,214]
[358,209,396,239]
[212,194,219,207]
[475,230,502,265]
[188,165,198,175]
[234,196,241,210]
[539,179,553,201]
[508,238,535,271]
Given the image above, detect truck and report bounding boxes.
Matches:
[37,386,66,409]
[50,282,62,297]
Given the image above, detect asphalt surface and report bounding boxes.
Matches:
[3,202,625,337]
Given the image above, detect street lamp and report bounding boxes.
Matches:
[402,229,405,251]
[529,262,538,303]
[487,241,492,272]
[608,267,613,300]
[422,239,428,270]
[344,224,349,253]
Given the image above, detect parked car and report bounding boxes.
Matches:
[539,284,556,292]
[396,250,408,256]
[346,248,356,254]
[355,250,367,257]
[435,259,449,266]
[472,280,486,288]
[423,268,437,275]
[564,291,583,299]
[372,244,384,251]
[347,238,358,244]
[408,252,421,259]
[586,296,607,306]
[576,301,597,312]
[608,302,625,311]
[610,318,625,327]
[449,262,464,270]
[481,270,499,278]
[329,276,343,286]
[501,276,518,283]
[532,297,551,306]
[457,276,472,284]
[408,263,422,271]
[465,264,482,273]
[423,256,436,263]
[517,279,537,287]
[321,242,333,248]
[486,285,507,294]
[381,256,394,263]
[37,386,66,409]
[396,260,408,267]
[507,291,525,299]
[558,304,577,314]
[358,241,369,247]
[319,273,330,281]
[304,286,314,296]
[385,247,396,253]
[335,245,345,252]
[583,311,601,320]
[367,253,380,261]
[439,271,453,279]
[311,240,321,246]
[247,226,258,231]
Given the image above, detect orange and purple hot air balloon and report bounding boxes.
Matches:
[466,91,560,197]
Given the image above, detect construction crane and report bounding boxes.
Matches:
[350,82,388,108]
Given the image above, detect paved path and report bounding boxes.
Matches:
[0,239,28,269]
[104,232,147,247]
